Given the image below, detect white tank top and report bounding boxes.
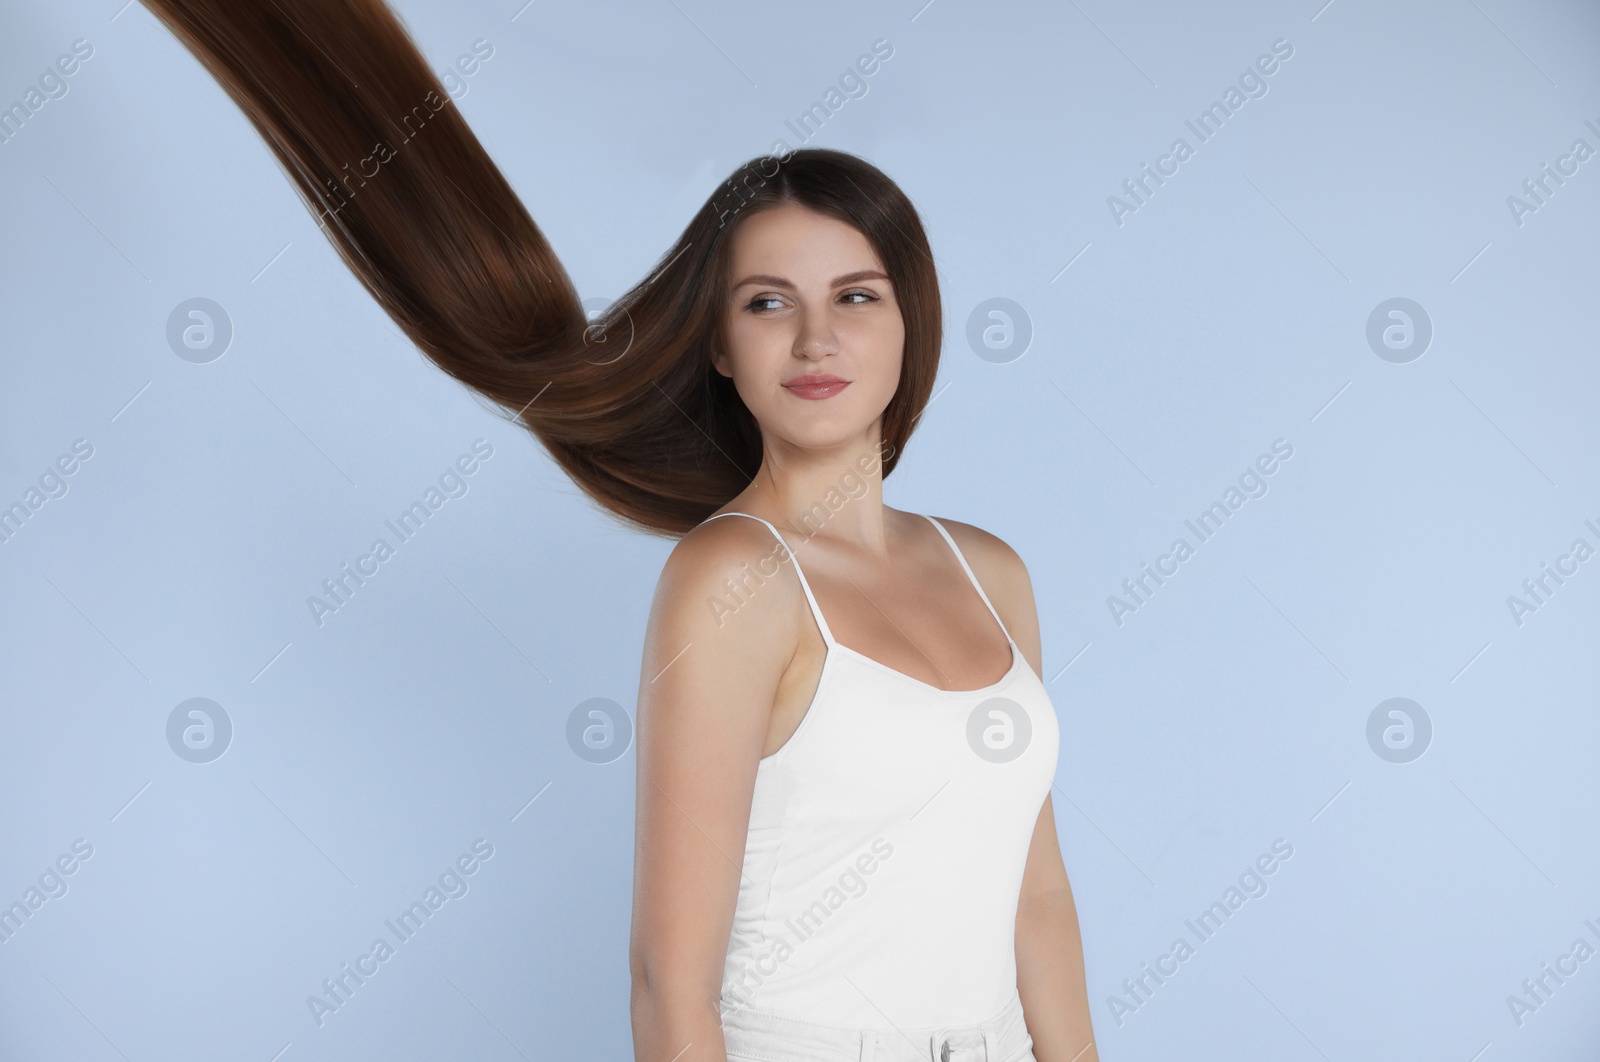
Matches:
[702,511,1061,1030]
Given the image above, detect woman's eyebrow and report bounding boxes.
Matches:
[731,269,889,290]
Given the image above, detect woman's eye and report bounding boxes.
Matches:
[746,290,877,312]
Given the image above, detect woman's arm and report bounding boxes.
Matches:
[939,519,1098,1062]
[1016,797,1099,1061]
[629,518,802,1061]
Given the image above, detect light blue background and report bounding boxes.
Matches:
[2,0,1598,1058]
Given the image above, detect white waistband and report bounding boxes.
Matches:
[720,992,1035,1062]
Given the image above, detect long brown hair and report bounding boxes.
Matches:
[140,0,942,536]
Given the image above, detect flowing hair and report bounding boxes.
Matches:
[139,0,942,536]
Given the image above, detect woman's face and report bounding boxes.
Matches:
[713,201,904,453]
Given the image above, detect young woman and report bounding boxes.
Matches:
[140,2,1097,1058]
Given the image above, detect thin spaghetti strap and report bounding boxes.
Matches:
[698,512,836,646]
[920,514,1015,646]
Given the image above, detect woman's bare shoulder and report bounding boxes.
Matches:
[921,514,1040,645]
[649,512,803,647]
[922,514,1031,584]
[662,512,787,584]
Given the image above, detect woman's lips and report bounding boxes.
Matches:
[783,374,851,400]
